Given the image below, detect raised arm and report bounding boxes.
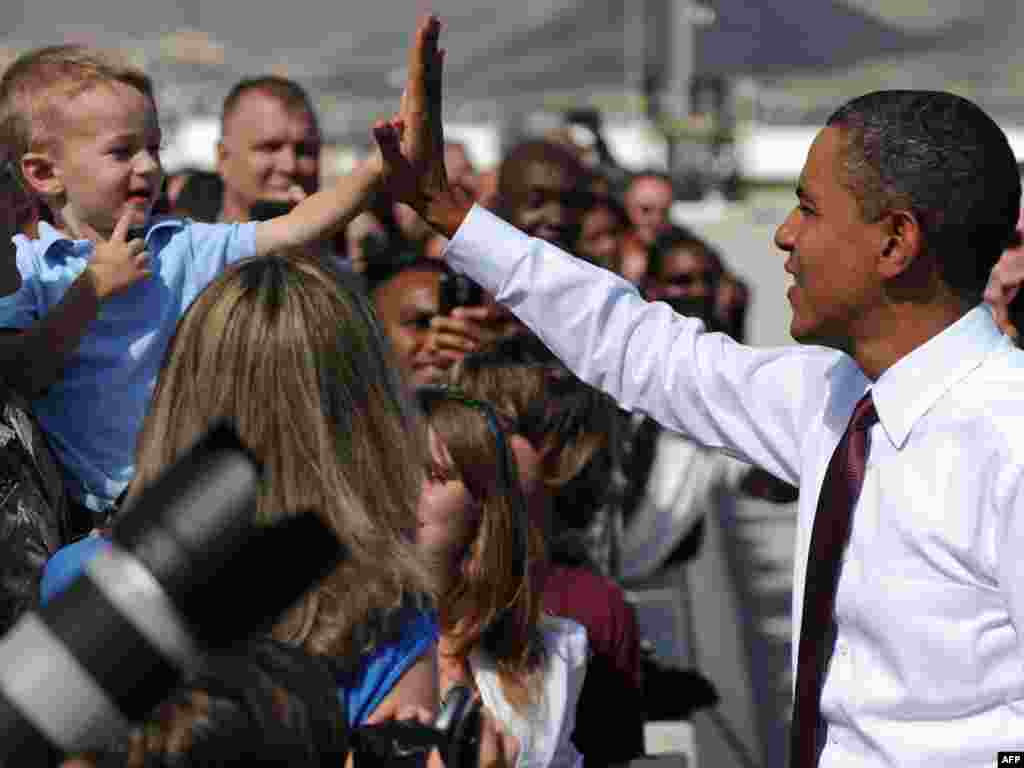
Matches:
[374,17,836,486]
[252,158,379,257]
[373,15,473,240]
[253,16,445,257]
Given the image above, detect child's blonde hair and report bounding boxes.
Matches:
[0,45,154,186]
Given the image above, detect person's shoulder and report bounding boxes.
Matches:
[548,563,629,604]
[389,603,439,644]
[951,341,1024,415]
[361,600,438,662]
[141,215,189,250]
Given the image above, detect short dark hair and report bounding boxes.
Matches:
[496,139,588,220]
[221,75,318,134]
[827,90,1020,303]
[648,225,722,282]
[365,254,444,298]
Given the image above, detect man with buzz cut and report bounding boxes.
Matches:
[216,75,321,223]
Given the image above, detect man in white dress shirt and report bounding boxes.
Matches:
[377,18,1024,767]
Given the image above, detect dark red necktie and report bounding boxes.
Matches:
[790,391,878,768]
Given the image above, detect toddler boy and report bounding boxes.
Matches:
[0,44,395,522]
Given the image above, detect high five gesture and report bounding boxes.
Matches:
[375,15,473,238]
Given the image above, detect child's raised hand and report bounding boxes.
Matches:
[87,210,152,299]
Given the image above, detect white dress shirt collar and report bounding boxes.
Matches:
[871,304,1005,450]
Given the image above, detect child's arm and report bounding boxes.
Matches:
[252,15,441,258]
[0,212,151,397]
[252,156,380,257]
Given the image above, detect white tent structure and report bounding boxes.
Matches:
[0,0,989,139]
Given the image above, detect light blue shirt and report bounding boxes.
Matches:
[0,218,257,513]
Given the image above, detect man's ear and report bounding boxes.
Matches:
[215,140,228,175]
[20,152,62,199]
[877,209,924,280]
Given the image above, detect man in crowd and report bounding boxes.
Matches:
[575,195,628,273]
[620,171,674,284]
[377,21,1024,765]
[370,258,450,387]
[216,75,321,223]
[624,172,674,248]
[495,139,588,252]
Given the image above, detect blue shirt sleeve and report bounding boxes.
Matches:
[186,221,258,293]
[340,608,439,726]
[40,534,113,604]
[0,235,45,329]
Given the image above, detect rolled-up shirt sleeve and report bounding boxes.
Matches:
[444,204,840,487]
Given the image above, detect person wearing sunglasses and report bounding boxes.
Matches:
[415,386,587,768]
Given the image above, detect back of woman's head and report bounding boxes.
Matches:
[131,255,431,658]
[450,335,616,502]
[418,388,546,711]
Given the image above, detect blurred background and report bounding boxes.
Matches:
[4,2,1018,764]
[3,0,1019,350]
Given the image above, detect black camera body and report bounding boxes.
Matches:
[438,271,483,315]
[0,426,344,765]
[352,685,482,768]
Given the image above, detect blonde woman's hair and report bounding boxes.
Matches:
[0,45,155,187]
[418,389,547,713]
[129,255,432,659]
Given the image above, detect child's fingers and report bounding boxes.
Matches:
[396,704,434,724]
[109,209,134,243]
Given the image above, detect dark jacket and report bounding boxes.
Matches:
[0,383,73,635]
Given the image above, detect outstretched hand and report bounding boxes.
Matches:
[375,15,472,238]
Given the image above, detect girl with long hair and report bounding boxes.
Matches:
[450,337,645,766]
[415,386,587,768]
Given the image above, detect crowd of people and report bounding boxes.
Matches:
[1,10,1024,768]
